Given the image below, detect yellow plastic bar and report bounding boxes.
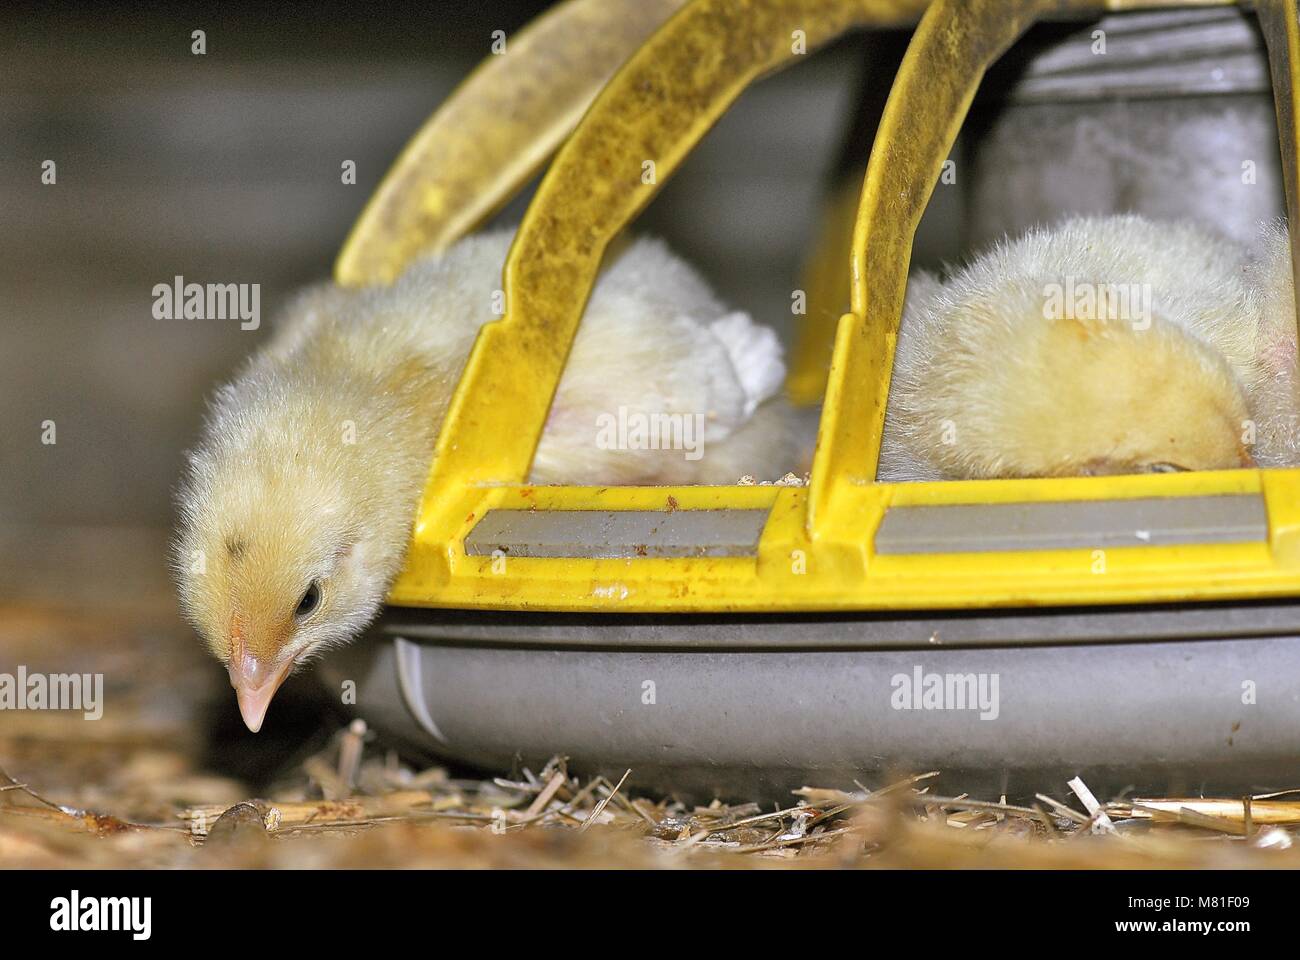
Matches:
[807,0,1250,543]
[397,0,930,588]
[786,0,1254,410]
[809,0,1050,542]
[384,469,1300,612]
[786,176,860,406]
[334,0,687,287]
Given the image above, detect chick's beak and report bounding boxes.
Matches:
[227,650,294,733]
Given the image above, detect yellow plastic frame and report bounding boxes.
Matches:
[337,0,1300,613]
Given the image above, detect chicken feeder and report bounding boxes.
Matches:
[322,0,1300,800]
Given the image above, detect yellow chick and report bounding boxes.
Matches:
[175,230,791,731]
[1239,219,1300,466]
[879,215,1257,481]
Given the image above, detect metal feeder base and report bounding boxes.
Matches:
[318,602,1300,802]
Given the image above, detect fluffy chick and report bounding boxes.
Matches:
[1238,219,1300,466]
[879,215,1257,481]
[175,230,791,731]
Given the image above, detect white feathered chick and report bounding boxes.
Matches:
[1238,218,1300,466]
[879,214,1258,481]
[175,230,792,731]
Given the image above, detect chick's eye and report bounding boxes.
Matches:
[295,582,322,618]
[1145,462,1189,474]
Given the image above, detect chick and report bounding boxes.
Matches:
[175,230,791,731]
[1239,219,1300,466]
[879,215,1258,481]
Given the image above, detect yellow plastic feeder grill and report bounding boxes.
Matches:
[322,0,1300,799]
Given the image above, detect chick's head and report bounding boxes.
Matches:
[1023,314,1255,476]
[174,388,407,732]
[918,285,1255,479]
